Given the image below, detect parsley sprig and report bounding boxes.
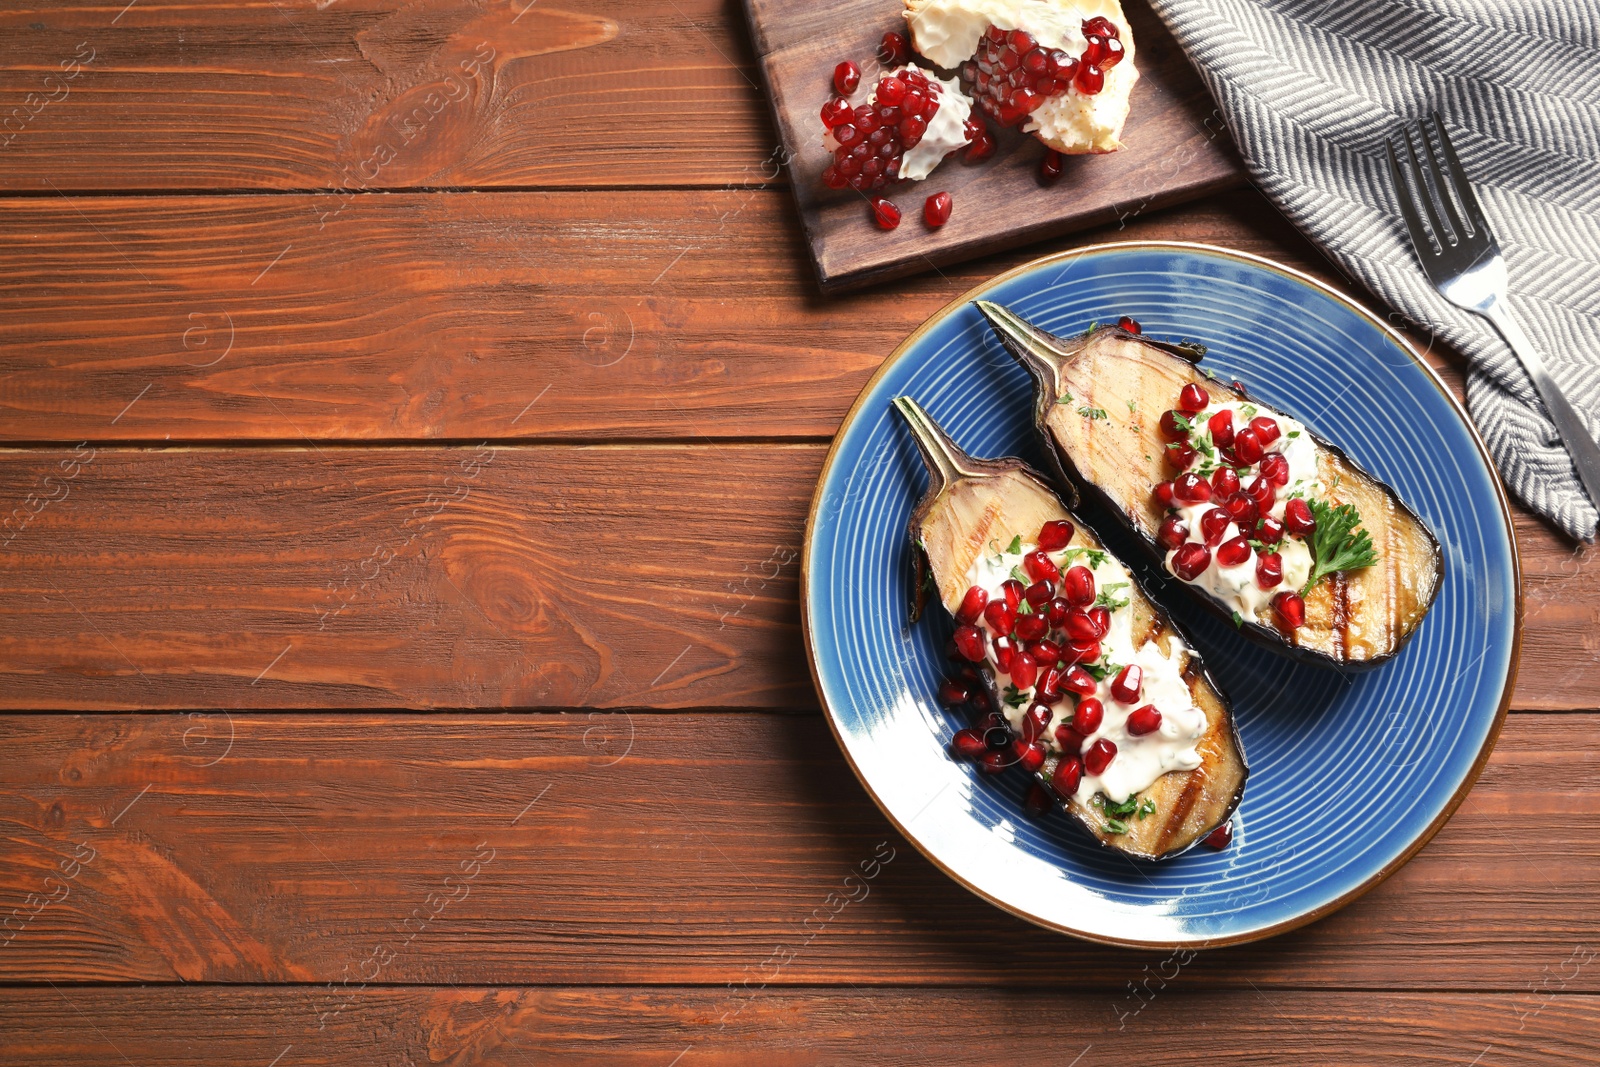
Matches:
[1299,497,1379,596]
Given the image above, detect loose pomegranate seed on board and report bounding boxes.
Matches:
[1037,519,1075,550]
[871,197,901,229]
[879,30,909,66]
[1039,149,1063,185]
[821,97,852,128]
[833,61,860,95]
[923,191,952,227]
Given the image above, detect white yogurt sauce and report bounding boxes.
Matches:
[1163,399,1321,624]
[965,536,1207,804]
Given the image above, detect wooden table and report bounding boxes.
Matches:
[1,3,1595,1063]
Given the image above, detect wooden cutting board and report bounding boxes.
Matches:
[743,0,1247,293]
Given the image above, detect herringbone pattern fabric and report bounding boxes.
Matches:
[1149,0,1600,539]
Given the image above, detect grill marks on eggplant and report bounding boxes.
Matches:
[976,302,1443,670]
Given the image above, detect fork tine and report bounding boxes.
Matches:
[1399,121,1452,248]
[1428,111,1491,240]
[1386,136,1436,257]
[1417,114,1467,243]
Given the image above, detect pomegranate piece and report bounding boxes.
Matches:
[1216,535,1252,568]
[983,599,1016,636]
[1020,701,1052,743]
[834,61,861,95]
[1014,613,1048,642]
[879,30,909,66]
[1024,781,1054,818]
[1055,724,1086,754]
[1126,704,1162,736]
[964,127,995,163]
[1023,550,1060,584]
[1173,472,1212,503]
[1273,590,1306,630]
[1063,609,1100,643]
[871,197,901,230]
[1222,490,1258,527]
[1023,579,1054,607]
[1062,639,1101,665]
[924,190,953,228]
[1012,739,1046,773]
[956,584,988,624]
[1062,665,1097,697]
[1046,596,1071,628]
[1035,666,1064,702]
[937,677,971,707]
[956,16,1120,129]
[1203,820,1234,850]
[1086,606,1111,637]
[950,728,987,759]
[1029,638,1062,665]
[1158,409,1189,441]
[1172,542,1211,581]
[1256,552,1283,589]
[1156,514,1189,551]
[1153,480,1176,507]
[1039,148,1063,185]
[1245,475,1276,514]
[1256,515,1285,544]
[1199,506,1231,547]
[1072,697,1104,735]
[1116,315,1141,334]
[1179,383,1210,414]
[1084,737,1117,775]
[1074,62,1104,95]
[1284,497,1317,538]
[1250,415,1281,445]
[1000,578,1025,611]
[1037,519,1075,551]
[1166,441,1198,469]
[1010,651,1038,689]
[953,624,986,661]
[1259,452,1290,487]
[1082,16,1120,40]
[1211,466,1240,497]
[992,633,1017,673]
[1232,426,1264,465]
[1051,755,1084,798]
[1110,664,1142,704]
[1208,409,1235,448]
[1061,565,1095,607]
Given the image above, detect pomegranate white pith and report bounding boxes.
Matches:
[822,64,974,191]
[904,0,1137,154]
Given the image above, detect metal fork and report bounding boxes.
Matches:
[1386,111,1600,513]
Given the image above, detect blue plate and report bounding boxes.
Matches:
[802,242,1520,948]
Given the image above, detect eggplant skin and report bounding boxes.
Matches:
[895,397,1246,860]
[1000,319,1444,671]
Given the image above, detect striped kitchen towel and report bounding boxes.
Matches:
[1147,0,1600,540]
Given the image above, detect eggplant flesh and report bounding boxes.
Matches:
[976,302,1444,671]
[894,396,1246,860]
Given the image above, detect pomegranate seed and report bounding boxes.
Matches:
[1029,638,1063,665]
[1117,315,1142,334]
[1256,515,1285,544]
[1154,480,1176,507]
[993,634,1017,673]
[1074,63,1104,95]
[1015,613,1048,642]
[1061,565,1095,607]
[1024,781,1054,817]
[950,728,987,759]
[1232,427,1264,465]
[879,31,909,66]
[983,600,1017,636]
[1159,409,1190,441]
[1166,442,1197,468]
[1246,478,1276,516]
[1023,550,1060,584]
[979,750,1009,774]
[1110,664,1142,704]
[1179,383,1210,414]
[1200,506,1231,547]
[965,130,996,163]
[1037,519,1075,551]
[1284,497,1317,537]
[834,61,861,95]
[922,190,952,228]
[1001,578,1025,611]
[1273,591,1306,630]
[957,585,989,624]
[1100,37,1126,69]
[1062,666,1096,696]
[876,75,905,105]
[1020,702,1052,743]
[953,624,986,661]
[1072,697,1104,735]
[1256,552,1283,589]
[1173,472,1212,503]
[821,165,846,189]
[1011,651,1038,689]
[1083,34,1108,67]
[1207,409,1235,448]
[852,104,876,128]
[1172,542,1211,581]
[1211,467,1241,497]
[1023,579,1054,607]
[1036,666,1064,702]
[1216,535,1252,568]
[871,197,901,230]
[937,678,971,707]
[833,122,861,147]
[1061,639,1101,665]
[1203,820,1233,850]
[1084,738,1117,775]
[899,115,928,147]
[1260,452,1290,487]
[1156,514,1189,551]
[1046,596,1071,628]
[1126,704,1162,735]
[1064,609,1100,643]
[1055,723,1085,752]
[1012,740,1046,773]
[821,97,852,128]
[1087,606,1110,637]
[1223,491,1258,526]
[1250,416,1281,445]
[1083,16,1118,39]
[1039,149,1063,185]
[1052,755,1083,798]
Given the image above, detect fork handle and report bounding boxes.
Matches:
[1481,299,1600,519]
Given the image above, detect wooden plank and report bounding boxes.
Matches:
[1,987,1595,1065]
[0,711,1593,987]
[0,188,1441,445]
[0,0,775,191]
[0,444,1591,710]
[746,0,1246,290]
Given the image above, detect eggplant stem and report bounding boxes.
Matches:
[974,300,1072,403]
[891,396,982,492]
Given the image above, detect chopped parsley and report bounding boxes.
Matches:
[1005,534,1023,554]
[1018,599,1033,615]
[1127,399,1138,413]
[1137,797,1157,820]
[1084,660,1123,682]
[1238,403,1259,421]
[1300,497,1380,596]
[1231,610,1244,628]
[1058,391,1074,406]
[1169,412,1196,435]
[1009,564,1028,584]
[1002,684,1026,708]
[1101,794,1140,816]
[1094,581,1130,611]
[1061,547,1109,568]
[1078,405,1108,421]
[1193,435,1216,460]
[1287,430,1301,439]
[1103,818,1130,835]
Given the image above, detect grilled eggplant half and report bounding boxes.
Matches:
[894,396,1246,860]
[976,302,1443,670]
